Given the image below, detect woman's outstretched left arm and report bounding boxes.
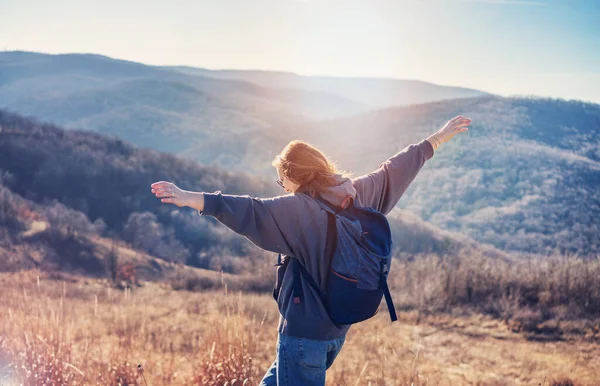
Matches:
[151,182,311,256]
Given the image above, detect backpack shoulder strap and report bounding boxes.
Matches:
[272,253,290,301]
[291,204,337,303]
[379,260,398,322]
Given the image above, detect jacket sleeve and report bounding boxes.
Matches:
[351,139,434,215]
[197,191,311,256]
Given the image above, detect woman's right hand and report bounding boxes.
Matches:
[432,115,471,145]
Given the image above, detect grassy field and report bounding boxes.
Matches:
[0,271,598,385]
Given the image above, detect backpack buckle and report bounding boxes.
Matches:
[274,253,285,266]
[380,260,389,277]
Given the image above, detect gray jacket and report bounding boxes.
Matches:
[199,139,434,340]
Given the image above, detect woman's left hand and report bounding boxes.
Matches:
[151,181,189,208]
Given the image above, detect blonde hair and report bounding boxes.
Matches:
[272,140,351,197]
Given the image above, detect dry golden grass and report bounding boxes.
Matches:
[0,271,598,385]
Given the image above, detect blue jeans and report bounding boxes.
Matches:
[259,332,346,386]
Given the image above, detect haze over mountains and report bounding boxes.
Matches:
[167,66,488,109]
[0,51,598,259]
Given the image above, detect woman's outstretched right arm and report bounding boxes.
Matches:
[351,139,434,215]
[352,115,470,215]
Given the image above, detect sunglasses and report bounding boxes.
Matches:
[276,178,284,189]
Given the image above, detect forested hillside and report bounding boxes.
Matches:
[0,110,497,276]
[299,96,600,257]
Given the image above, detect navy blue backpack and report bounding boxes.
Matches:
[273,194,398,325]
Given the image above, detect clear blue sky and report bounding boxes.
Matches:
[2,0,599,103]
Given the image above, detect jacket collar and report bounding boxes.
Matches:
[297,173,356,209]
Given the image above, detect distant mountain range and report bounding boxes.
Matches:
[0,51,487,168]
[0,51,598,258]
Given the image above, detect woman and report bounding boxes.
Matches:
[151,115,471,385]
